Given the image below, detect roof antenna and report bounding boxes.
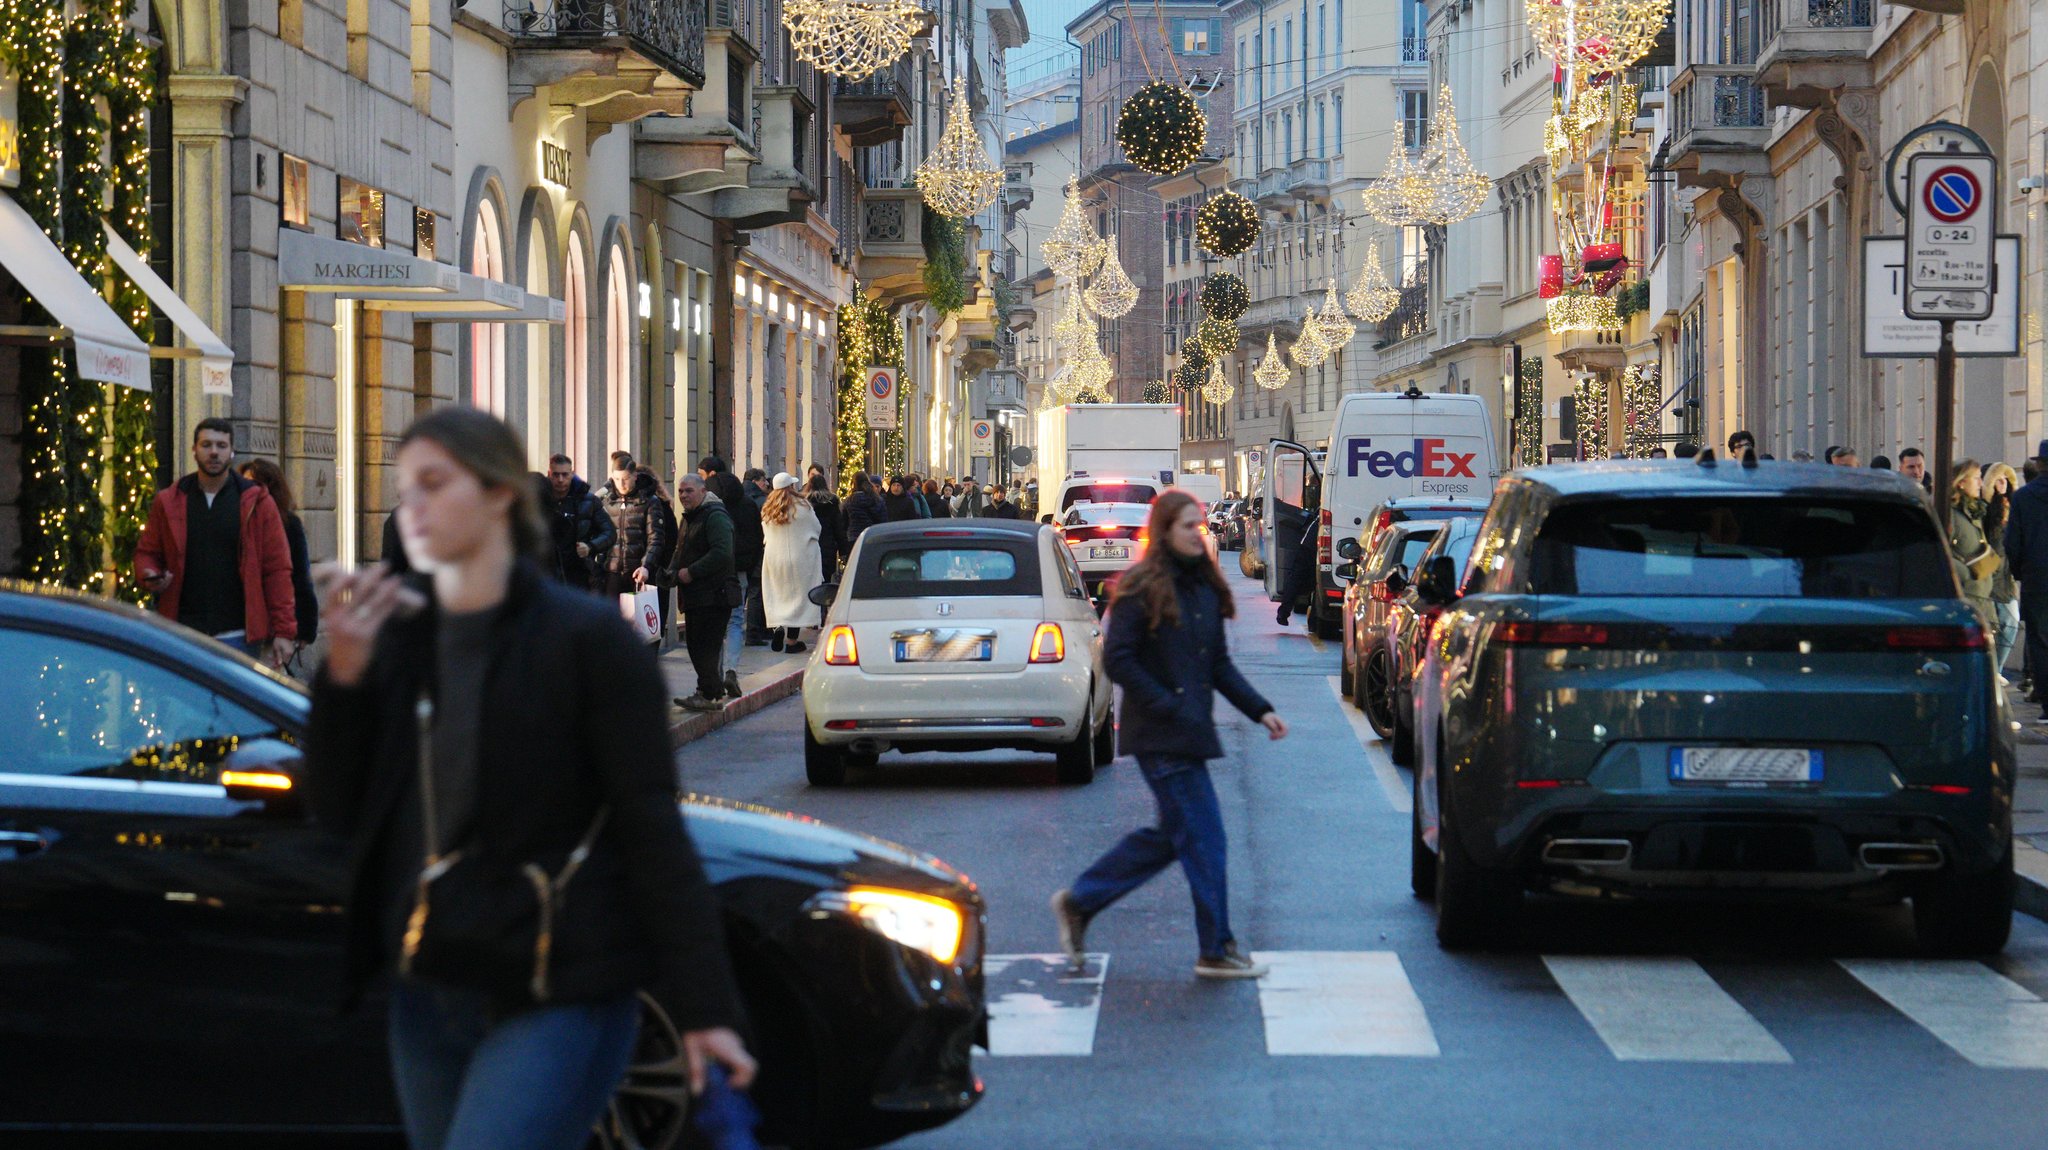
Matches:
[1695,448,1718,466]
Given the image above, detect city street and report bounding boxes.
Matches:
[682,565,2048,1150]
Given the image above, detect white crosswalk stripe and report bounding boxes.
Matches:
[1253,950,1439,1056]
[1541,955,1793,1063]
[1323,675,1411,812]
[1837,958,2048,1070]
[981,953,1109,1056]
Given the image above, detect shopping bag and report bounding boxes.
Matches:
[620,587,662,643]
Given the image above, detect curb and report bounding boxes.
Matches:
[2015,841,2048,924]
[669,668,805,747]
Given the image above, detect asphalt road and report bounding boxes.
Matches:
[678,564,2048,1150]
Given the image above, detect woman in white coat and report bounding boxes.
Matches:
[759,472,824,653]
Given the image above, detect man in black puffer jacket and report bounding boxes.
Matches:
[541,454,615,591]
[698,456,764,683]
[597,451,676,640]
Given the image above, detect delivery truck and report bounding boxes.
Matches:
[1035,403,1183,512]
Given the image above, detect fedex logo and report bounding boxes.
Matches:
[1345,437,1477,480]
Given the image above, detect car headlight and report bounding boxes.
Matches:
[805,887,965,965]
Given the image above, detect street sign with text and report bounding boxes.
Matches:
[1904,152,1996,320]
[864,366,898,430]
[969,420,994,456]
[1861,236,2022,358]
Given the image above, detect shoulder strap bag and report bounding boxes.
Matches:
[399,693,608,1004]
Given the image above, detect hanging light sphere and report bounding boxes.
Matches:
[1253,332,1290,390]
[1200,271,1250,321]
[1195,316,1239,357]
[1141,378,1172,404]
[1116,81,1208,176]
[1174,359,1207,391]
[1179,338,1212,379]
[1196,193,1261,257]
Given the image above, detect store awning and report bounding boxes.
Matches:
[0,192,152,388]
[422,282,567,324]
[278,229,460,296]
[103,224,234,396]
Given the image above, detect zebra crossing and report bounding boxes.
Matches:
[981,949,2048,1069]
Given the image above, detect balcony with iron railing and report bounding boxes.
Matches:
[1374,280,1431,349]
[1667,64,1771,188]
[1757,0,1876,108]
[506,0,706,112]
[834,51,916,147]
[1400,34,1427,64]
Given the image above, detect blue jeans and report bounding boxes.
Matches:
[1067,755,1233,959]
[721,572,751,676]
[1995,598,2020,676]
[387,981,640,1150]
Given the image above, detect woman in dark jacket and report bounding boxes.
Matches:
[923,479,952,518]
[840,471,887,557]
[1050,490,1288,981]
[596,452,675,604]
[806,473,844,581]
[238,457,318,653]
[306,408,752,1150]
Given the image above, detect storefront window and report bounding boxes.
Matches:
[605,250,632,457]
[469,199,505,415]
[564,237,589,466]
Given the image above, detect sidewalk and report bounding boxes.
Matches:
[658,632,808,746]
[2010,714,2048,919]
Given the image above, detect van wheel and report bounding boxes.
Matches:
[1913,847,2014,956]
[802,724,847,787]
[1434,775,1520,950]
[1055,725,1096,785]
[1312,601,1342,641]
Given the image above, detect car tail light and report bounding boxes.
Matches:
[1368,508,1396,548]
[1912,784,1973,796]
[1030,622,1065,663]
[823,719,858,731]
[1317,508,1333,566]
[1028,717,1066,727]
[1495,621,1611,647]
[1885,625,1987,651]
[824,625,859,665]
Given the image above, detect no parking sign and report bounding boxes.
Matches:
[865,366,898,430]
[969,419,994,456]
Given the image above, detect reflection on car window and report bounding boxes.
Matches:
[0,629,280,783]
[1528,500,1953,599]
[1062,484,1158,510]
[878,549,1019,582]
[1068,504,1151,526]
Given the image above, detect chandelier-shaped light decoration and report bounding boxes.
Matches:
[1195,316,1239,357]
[1290,306,1332,369]
[1312,279,1354,349]
[1116,81,1208,176]
[1046,366,1081,404]
[1346,239,1401,323]
[1526,0,1672,80]
[1083,239,1140,317]
[1360,121,1437,226]
[1201,362,1235,405]
[1200,271,1250,321]
[915,77,1005,219]
[1253,332,1290,390]
[1051,292,1091,357]
[1043,178,1108,280]
[1196,193,1261,257]
[1416,85,1492,225]
[784,0,924,82]
[1072,342,1115,396]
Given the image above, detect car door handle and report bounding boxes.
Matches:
[0,831,50,857]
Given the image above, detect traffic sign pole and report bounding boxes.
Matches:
[1935,321,1956,535]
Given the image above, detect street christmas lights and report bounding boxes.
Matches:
[1175,358,1207,391]
[783,0,924,81]
[1345,239,1401,324]
[1083,239,1139,318]
[1195,316,1239,357]
[914,78,1004,219]
[1574,374,1610,460]
[1360,121,1436,227]
[1201,362,1235,405]
[1416,85,1492,226]
[1196,193,1260,257]
[1116,81,1208,176]
[1526,0,1671,80]
[1179,338,1212,379]
[1545,289,1622,333]
[1311,279,1354,349]
[1290,306,1331,369]
[1142,378,1172,404]
[1042,177,1108,280]
[1254,333,1290,390]
[1200,271,1250,321]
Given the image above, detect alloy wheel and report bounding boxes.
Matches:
[588,992,691,1150]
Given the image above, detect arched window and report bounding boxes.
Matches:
[524,230,552,466]
[605,250,632,456]
[564,236,590,466]
[469,198,506,414]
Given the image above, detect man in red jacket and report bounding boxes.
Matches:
[135,417,298,668]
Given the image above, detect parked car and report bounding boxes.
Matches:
[1382,518,1481,766]
[1410,460,2015,956]
[0,582,987,1148]
[1208,498,1245,550]
[1359,495,1489,555]
[1337,519,1445,734]
[1238,496,1267,579]
[1055,501,1154,603]
[803,519,1115,786]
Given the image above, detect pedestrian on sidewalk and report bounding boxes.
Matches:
[305,407,753,1150]
[804,474,843,583]
[1051,490,1290,981]
[741,469,773,645]
[699,456,763,694]
[842,472,887,554]
[1899,447,1931,493]
[953,478,984,518]
[136,418,298,669]
[1985,462,2022,678]
[670,472,740,711]
[597,451,676,643]
[760,474,823,654]
[2005,443,2048,706]
[882,476,919,522]
[541,455,615,591]
[1949,460,1998,631]
[923,479,952,518]
[978,484,1020,520]
[237,457,319,666]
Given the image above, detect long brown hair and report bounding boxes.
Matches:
[237,457,294,516]
[396,406,548,561]
[762,485,800,526]
[1109,490,1233,632]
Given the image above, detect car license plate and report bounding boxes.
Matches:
[893,630,993,662]
[1090,546,1129,560]
[1669,747,1822,785]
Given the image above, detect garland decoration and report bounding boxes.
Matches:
[1621,364,1661,459]
[921,210,970,315]
[104,14,159,602]
[1195,193,1260,257]
[1516,356,1545,467]
[1199,271,1249,321]
[1115,81,1207,176]
[1574,373,1609,461]
[834,292,901,493]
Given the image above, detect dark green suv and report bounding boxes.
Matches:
[1411,459,2015,955]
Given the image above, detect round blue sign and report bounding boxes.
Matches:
[1923,165,1981,223]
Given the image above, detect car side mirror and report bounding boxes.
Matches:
[1382,568,1409,597]
[807,582,839,608]
[1333,563,1357,585]
[1336,538,1362,561]
[220,737,305,816]
[1416,555,1459,604]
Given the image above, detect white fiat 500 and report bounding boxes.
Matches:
[802,519,1115,787]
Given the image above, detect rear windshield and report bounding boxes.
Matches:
[1527,499,1953,599]
[852,541,1042,599]
[1392,533,1439,574]
[1066,504,1150,526]
[1392,505,1483,525]
[1063,483,1157,510]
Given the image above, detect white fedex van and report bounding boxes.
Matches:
[1262,388,1499,638]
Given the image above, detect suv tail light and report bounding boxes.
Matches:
[1317,508,1333,566]
[1368,508,1396,548]
[824,625,860,665]
[1885,625,1986,651]
[1029,622,1065,663]
[1495,621,1612,647]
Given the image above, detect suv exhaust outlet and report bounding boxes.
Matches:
[1541,838,1633,866]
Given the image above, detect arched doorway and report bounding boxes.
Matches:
[563,236,590,468]
[468,197,507,414]
[604,247,632,458]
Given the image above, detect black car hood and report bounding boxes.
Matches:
[681,795,980,906]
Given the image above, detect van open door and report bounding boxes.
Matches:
[1262,439,1313,602]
